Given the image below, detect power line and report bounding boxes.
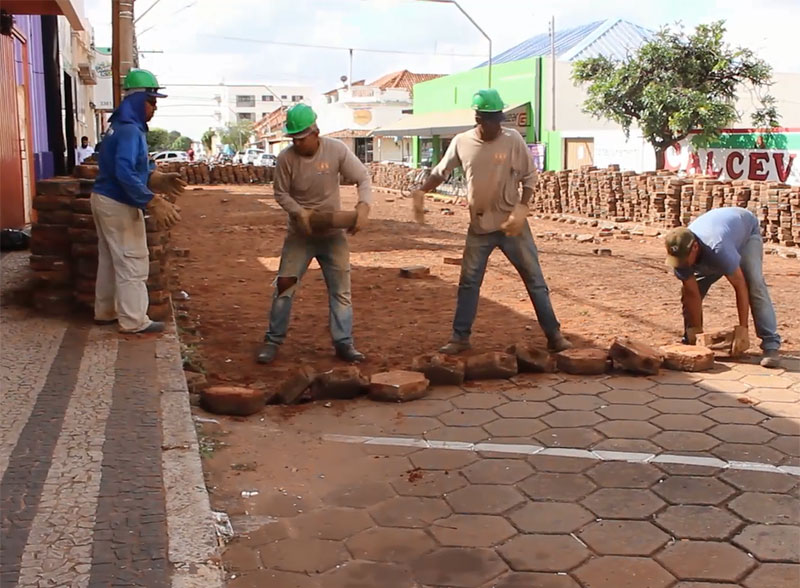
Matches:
[202,34,485,57]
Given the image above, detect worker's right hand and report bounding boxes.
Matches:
[411,190,425,224]
[291,208,313,236]
[148,171,187,198]
[148,194,182,229]
[731,325,750,357]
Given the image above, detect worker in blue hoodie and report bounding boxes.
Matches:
[92,69,185,333]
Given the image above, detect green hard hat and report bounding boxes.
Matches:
[123,69,167,97]
[284,104,317,136]
[471,88,505,112]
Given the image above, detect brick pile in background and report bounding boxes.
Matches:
[530,166,800,247]
[156,162,274,185]
[367,162,417,192]
[29,174,174,319]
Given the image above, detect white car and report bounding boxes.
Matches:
[242,148,265,165]
[254,153,277,167]
[152,150,188,163]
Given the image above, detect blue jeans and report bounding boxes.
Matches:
[265,231,353,346]
[684,233,781,351]
[452,223,561,341]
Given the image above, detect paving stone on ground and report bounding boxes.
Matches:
[654,505,743,539]
[657,541,757,582]
[573,556,676,588]
[498,534,590,572]
[428,514,517,547]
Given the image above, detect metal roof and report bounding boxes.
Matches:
[479,18,652,66]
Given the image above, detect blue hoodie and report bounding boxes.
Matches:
[93,92,155,209]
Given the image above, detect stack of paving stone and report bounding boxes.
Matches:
[29,178,79,314]
[791,186,800,245]
[30,174,176,318]
[367,162,412,191]
[156,161,273,185]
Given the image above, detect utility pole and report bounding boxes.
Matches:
[112,0,136,107]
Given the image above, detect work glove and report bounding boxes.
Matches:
[147,194,181,229]
[411,190,425,224]
[731,325,750,357]
[349,202,370,235]
[500,203,530,237]
[148,171,187,199]
[685,327,702,345]
[291,208,313,236]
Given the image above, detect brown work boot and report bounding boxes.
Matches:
[256,342,279,364]
[547,332,572,352]
[439,339,471,355]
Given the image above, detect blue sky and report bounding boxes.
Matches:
[84,0,799,137]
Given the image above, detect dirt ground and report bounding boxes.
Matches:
[171,184,800,586]
[171,183,800,392]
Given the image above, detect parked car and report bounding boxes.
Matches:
[254,153,277,167]
[152,150,188,162]
[232,151,245,164]
[242,148,265,165]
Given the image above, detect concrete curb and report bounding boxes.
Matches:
[156,322,224,588]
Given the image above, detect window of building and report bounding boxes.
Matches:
[281,95,287,100]
[237,112,255,122]
[236,95,255,107]
[291,95,303,102]
[262,95,274,102]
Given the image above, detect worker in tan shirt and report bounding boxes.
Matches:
[412,89,571,354]
[257,104,371,364]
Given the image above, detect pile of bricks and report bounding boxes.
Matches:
[523,166,800,247]
[367,162,416,192]
[156,162,274,185]
[29,175,173,318]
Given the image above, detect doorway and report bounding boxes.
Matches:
[564,137,595,169]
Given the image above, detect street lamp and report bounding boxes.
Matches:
[417,0,492,86]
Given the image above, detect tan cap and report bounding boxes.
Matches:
[664,227,695,268]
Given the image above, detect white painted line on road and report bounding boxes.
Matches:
[323,433,800,477]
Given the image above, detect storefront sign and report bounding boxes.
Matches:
[93,48,113,111]
[665,141,799,185]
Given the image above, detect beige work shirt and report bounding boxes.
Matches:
[431,127,536,234]
[274,137,372,233]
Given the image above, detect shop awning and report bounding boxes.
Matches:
[372,103,530,138]
[3,0,86,31]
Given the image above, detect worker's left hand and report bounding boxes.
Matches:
[148,171,187,198]
[731,325,750,357]
[349,202,370,235]
[500,203,530,237]
[148,194,182,229]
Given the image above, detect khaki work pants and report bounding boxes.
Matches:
[90,193,151,332]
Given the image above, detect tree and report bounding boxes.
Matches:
[220,120,254,152]
[201,129,216,153]
[572,21,780,169]
[171,136,193,151]
[147,128,170,152]
[167,130,181,145]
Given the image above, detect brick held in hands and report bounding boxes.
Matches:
[556,348,609,375]
[369,370,430,402]
[609,336,663,375]
[410,353,465,386]
[36,177,80,196]
[659,344,715,372]
[465,352,518,380]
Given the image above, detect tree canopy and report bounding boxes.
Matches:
[572,21,780,169]
[220,120,254,152]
